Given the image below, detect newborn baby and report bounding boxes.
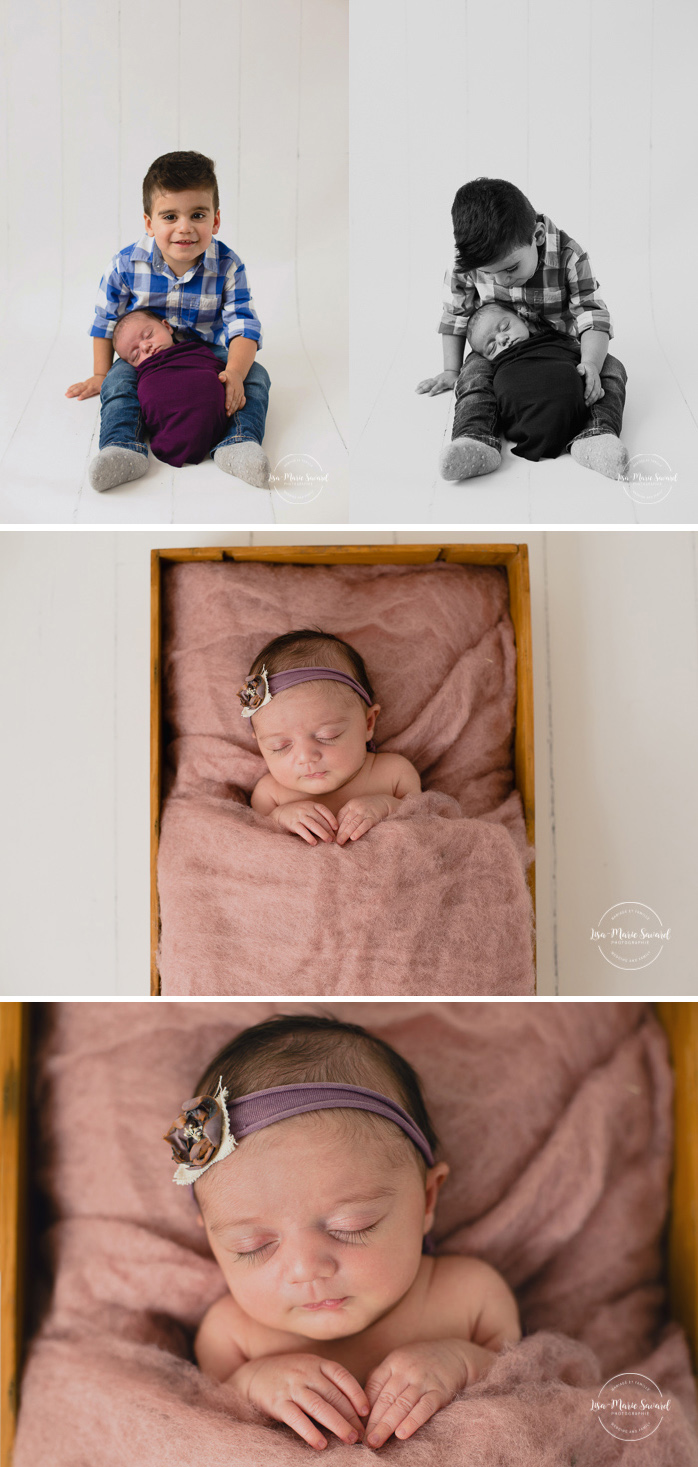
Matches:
[467,302,588,460]
[240,629,421,846]
[165,1014,521,1450]
[112,308,229,467]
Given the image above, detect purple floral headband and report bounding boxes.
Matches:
[238,665,374,718]
[164,1080,435,1186]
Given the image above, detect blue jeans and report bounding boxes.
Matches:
[98,344,270,461]
[452,348,627,450]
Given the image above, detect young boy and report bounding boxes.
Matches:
[416,177,628,482]
[66,151,271,491]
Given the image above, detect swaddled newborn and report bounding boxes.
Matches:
[112,308,228,467]
[467,303,588,460]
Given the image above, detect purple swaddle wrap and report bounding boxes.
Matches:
[136,339,228,467]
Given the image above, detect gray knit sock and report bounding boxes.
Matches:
[89,446,149,492]
[213,441,271,489]
[439,437,501,481]
[570,434,629,480]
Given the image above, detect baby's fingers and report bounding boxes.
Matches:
[365,1387,422,1449]
[393,1390,444,1441]
[313,804,338,831]
[319,1359,370,1420]
[296,817,334,845]
[298,1389,361,1445]
[278,1400,328,1451]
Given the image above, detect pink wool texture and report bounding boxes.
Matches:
[156,561,534,995]
[13,1002,698,1466]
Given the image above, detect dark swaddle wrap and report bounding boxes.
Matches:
[136,340,228,467]
[491,331,587,460]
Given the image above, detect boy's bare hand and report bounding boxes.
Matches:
[576,362,604,406]
[364,1340,492,1448]
[335,794,395,845]
[219,366,246,415]
[238,1353,369,1451]
[273,801,338,846]
[415,369,459,396]
[65,374,107,401]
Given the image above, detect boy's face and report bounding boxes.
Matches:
[115,314,174,366]
[197,1113,448,1341]
[144,188,220,275]
[251,681,380,794]
[477,221,545,287]
[470,307,529,360]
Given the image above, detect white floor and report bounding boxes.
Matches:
[0,0,348,525]
[350,0,698,524]
[1,529,696,997]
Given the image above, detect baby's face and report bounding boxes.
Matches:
[252,681,379,794]
[470,308,530,360]
[197,1114,444,1341]
[477,224,543,288]
[116,314,174,366]
[144,187,221,275]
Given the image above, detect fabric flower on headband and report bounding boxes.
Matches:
[163,1079,238,1185]
[238,665,271,718]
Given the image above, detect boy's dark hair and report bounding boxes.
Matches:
[452,177,537,274]
[196,1014,438,1164]
[249,629,375,703]
[112,307,165,353]
[143,150,219,217]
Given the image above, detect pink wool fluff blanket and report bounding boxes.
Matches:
[156,561,534,995]
[13,1002,698,1466]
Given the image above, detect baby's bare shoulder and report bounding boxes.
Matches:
[195,1291,250,1380]
[250,770,281,812]
[428,1254,521,1346]
[371,752,421,794]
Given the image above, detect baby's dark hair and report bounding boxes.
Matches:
[452,177,537,274]
[249,629,375,703]
[196,1014,438,1168]
[112,307,165,353]
[143,149,219,217]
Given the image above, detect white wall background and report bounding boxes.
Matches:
[1,529,697,997]
[0,0,348,524]
[350,0,698,525]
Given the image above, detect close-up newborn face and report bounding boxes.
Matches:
[251,680,379,794]
[197,1112,438,1340]
[470,307,530,360]
[115,313,174,366]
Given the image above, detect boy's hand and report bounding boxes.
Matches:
[65,374,107,401]
[415,369,459,396]
[576,361,605,406]
[219,366,246,415]
[235,1353,369,1451]
[272,801,338,846]
[335,794,397,846]
[364,1340,493,1448]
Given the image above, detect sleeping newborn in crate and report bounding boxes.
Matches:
[466,303,589,461]
[166,1014,521,1451]
[240,629,422,845]
[112,308,229,467]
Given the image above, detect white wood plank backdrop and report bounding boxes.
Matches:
[1,529,696,996]
[0,0,348,524]
[349,0,698,524]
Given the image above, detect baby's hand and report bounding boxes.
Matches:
[364,1340,493,1449]
[415,369,459,396]
[236,1353,369,1451]
[65,374,107,401]
[576,361,605,406]
[218,366,246,415]
[273,801,338,846]
[335,794,396,846]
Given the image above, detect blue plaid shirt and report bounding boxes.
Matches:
[90,235,262,350]
[440,214,612,342]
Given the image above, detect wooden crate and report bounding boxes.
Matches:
[2,1001,697,1467]
[150,543,535,996]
